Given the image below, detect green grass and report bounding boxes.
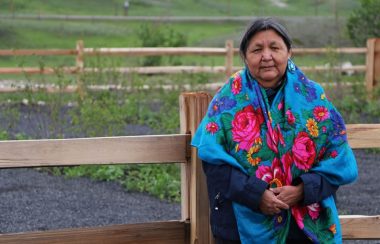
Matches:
[0,0,360,17]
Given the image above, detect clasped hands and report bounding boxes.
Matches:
[259,183,304,215]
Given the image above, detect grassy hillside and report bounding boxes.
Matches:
[0,1,364,74]
[0,0,360,17]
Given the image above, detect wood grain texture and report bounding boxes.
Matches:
[0,134,190,168]
[346,124,380,148]
[0,221,189,244]
[0,49,76,56]
[340,215,380,239]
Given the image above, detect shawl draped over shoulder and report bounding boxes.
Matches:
[191,63,358,244]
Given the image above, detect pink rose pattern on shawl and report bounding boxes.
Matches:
[232,105,264,151]
[286,109,296,125]
[292,132,316,171]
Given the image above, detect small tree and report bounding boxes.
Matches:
[347,0,380,46]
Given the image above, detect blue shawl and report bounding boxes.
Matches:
[192,62,358,244]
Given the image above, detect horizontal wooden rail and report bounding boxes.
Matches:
[0,216,377,243]
[291,47,367,55]
[0,47,367,57]
[0,67,78,75]
[0,134,190,168]
[299,65,366,72]
[88,66,227,74]
[346,124,380,148]
[0,124,376,169]
[0,64,367,76]
[0,221,189,244]
[0,49,77,56]
[232,47,368,55]
[84,47,227,56]
[340,215,380,240]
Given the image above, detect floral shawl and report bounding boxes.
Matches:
[191,62,358,244]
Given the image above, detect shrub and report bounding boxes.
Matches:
[136,23,187,66]
[347,0,380,46]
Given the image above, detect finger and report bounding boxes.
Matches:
[276,199,289,209]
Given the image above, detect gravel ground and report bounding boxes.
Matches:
[0,168,181,234]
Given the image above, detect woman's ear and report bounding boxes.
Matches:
[288,49,292,59]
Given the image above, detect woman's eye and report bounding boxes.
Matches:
[253,49,261,53]
[271,46,279,51]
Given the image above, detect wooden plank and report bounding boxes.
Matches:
[346,124,380,149]
[299,65,366,72]
[0,65,366,76]
[76,40,85,99]
[340,215,380,240]
[0,221,189,244]
[0,134,190,168]
[374,38,380,87]
[180,92,214,244]
[0,67,77,75]
[0,49,76,56]
[366,39,376,93]
[292,47,367,55]
[84,47,227,56]
[232,47,367,55]
[84,66,226,74]
[225,40,234,78]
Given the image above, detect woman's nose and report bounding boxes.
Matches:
[261,50,272,61]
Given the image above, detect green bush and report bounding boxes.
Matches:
[136,23,187,66]
[347,0,380,46]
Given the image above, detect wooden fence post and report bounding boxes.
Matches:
[179,92,213,244]
[76,40,85,99]
[365,38,380,94]
[225,40,234,79]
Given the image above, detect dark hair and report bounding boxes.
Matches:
[240,18,292,59]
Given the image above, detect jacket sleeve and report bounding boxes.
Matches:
[295,173,339,206]
[202,161,268,211]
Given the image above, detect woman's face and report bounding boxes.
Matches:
[244,29,291,88]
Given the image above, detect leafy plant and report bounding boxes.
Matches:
[347,0,380,46]
[136,23,187,66]
[123,164,181,202]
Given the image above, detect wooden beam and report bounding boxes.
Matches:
[0,67,77,75]
[0,134,190,168]
[180,92,214,244]
[85,66,227,74]
[0,221,189,244]
[346,124,380,149]
[292,47,367,55]
[366,39,376,93]
[232,47,367,55]
[0,49,77,56]
[340,215,380,240]
[84,47,227,56]
[225,40,234,78]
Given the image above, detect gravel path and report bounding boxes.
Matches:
[0,168,181,234]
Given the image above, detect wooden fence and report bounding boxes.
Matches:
[0,38,379,93]
[0,92,379,243]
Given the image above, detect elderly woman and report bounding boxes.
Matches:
[192,18,358,244]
